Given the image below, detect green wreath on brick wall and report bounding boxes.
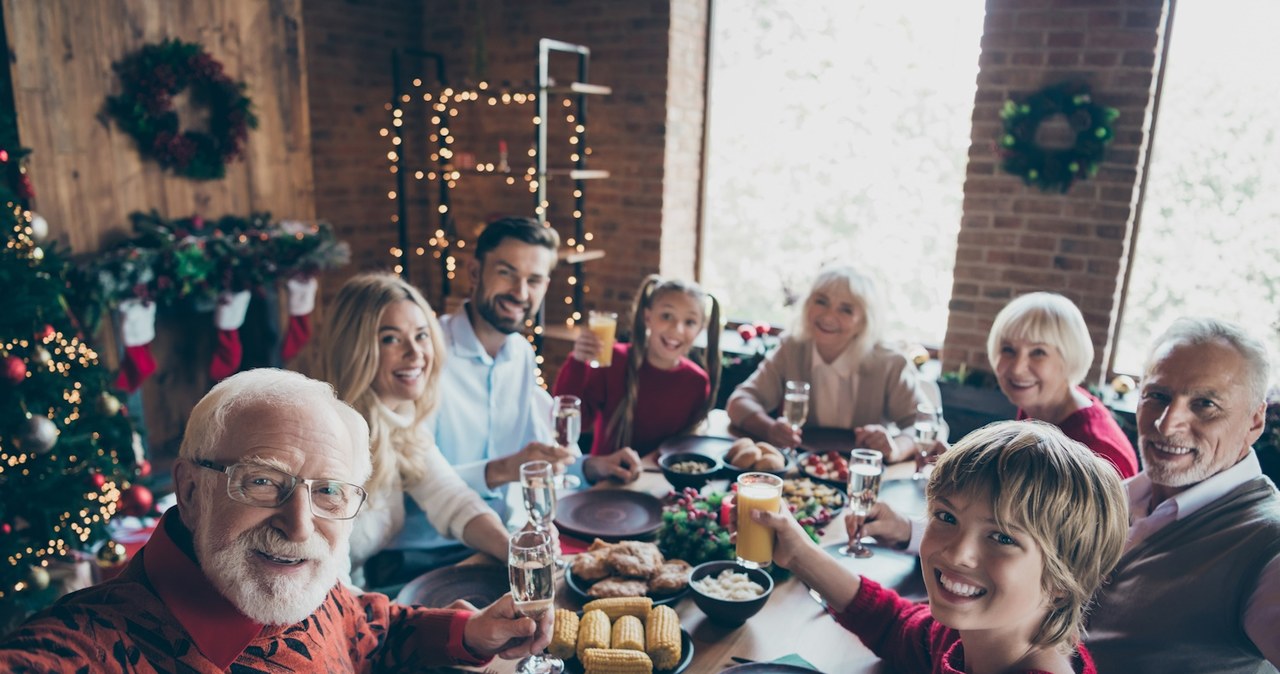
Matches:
[107,39,258,180]
[998,82,1118,194]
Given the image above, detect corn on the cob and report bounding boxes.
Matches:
[581,647,654,674]
[582,596,654,621]
[577,609,611,661]
[609,614,645,652]
[548,608,579,660]
[645,605,681,670]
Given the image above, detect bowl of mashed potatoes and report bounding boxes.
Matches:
[688,561,774,626]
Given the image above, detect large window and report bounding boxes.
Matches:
[701,1,985,344]
[1115,0,1280,382]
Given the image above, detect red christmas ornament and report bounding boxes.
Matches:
[136,460,152,478]
[16,174,34,200]
[37,324,56,341]
[118,485,155,517]
[736,325,755,342]
[3,355,26,384]
[753,321,771,337]
[1,522,11,535]
[90,472,107,488]
[0,149,8,162]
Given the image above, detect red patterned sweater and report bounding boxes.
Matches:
[0,509,489,672]
[832,578,1098,674]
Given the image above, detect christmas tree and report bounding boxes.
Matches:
[0,151,141,628]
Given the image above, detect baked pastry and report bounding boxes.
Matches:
[647,559,692,595]
[606,541,664,578]
[587,577,650,598]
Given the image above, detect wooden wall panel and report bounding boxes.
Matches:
[3,0,317,452]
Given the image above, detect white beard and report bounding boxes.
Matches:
[195,519,344,625]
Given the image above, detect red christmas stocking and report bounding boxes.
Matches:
[209,290,252,381]
[282,276,318,361]
[114,298,157,393]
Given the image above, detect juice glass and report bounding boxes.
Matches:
[736,472,784,569]
[587,310,618,368]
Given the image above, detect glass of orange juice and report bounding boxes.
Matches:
[735,472,784,569]
[587,310,618,368]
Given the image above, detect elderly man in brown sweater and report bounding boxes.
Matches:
[1085,318,1280,673]
[0,368,552,672]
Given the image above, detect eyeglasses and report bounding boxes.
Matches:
[194,459,367,520]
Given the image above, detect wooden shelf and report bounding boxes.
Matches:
[559,248,605,264]
[545,82,613,96]
[544,169,610,180]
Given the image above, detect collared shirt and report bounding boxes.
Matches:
[392,301,551,551]
[810,342,858,428]
[0,508,485,671]
[1124,450,1280,664]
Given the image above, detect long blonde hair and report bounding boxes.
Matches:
[324,272,446,496]
[605,274,722,451]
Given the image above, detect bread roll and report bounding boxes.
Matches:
[754,453,786,471]
[726,437,755,462]
[731,446,761,469]
[755,441,782,458]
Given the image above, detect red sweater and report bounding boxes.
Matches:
[1017,387,1139,478]
[833,578,1098,674]
[0,509,487,672]
[553,342,710,456]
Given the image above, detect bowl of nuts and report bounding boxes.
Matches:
[658,452,723,492]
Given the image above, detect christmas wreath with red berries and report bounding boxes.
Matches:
[107,39,258,180]
[998,82,1118,194]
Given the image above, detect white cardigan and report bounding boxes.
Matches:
[343,401,493,588]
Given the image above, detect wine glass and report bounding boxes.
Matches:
[508,529,562,674]
[520,460,566,568]
[841,449,884,558]
[551,395,583,489]
[912,404,941,481]
[782,380,810,459]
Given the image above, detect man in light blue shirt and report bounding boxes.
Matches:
[386,218,635,572]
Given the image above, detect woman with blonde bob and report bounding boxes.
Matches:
[727,265,936,462]
[987,292,1138,477]
[325,272,510,588]
[754,420,1129,673]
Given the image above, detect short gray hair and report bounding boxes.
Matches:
[986,292,1093,384]
[792,265,883,358]
[1144,317,1272,405]
[179,368,372,484]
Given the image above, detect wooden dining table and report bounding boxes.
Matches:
[431,416,930,674]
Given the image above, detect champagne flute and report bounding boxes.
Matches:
[520,460,566,568]
[842,449,884,558]
[912,404,941,481]
[551,395,583,489]
[509,529,562,674]
[782,380,810,460]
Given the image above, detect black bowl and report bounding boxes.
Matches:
[688,560,774,627]
[659,452,723,491]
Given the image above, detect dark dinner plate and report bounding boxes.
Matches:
[657,434,738,459]
[563,567,689,607]
[555,490,664,542]
[395,564,509,608]
[797,426,857,455]
[564,628,694,674]
[720,663,819,673]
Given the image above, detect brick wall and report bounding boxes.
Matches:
[942,0,1169,383]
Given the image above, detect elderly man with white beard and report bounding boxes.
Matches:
[0,368,552,672]
[1085,318,1280,673]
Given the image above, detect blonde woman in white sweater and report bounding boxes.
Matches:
[326,272,511,588]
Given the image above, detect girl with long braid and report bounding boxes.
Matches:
[554,275,722,481]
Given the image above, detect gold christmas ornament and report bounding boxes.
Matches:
[26,564,51,591]
[96,539,128,567]
[97,392,122,416]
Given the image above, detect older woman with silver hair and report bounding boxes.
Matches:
[727,266,937,463]
[986,291,1138,477]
